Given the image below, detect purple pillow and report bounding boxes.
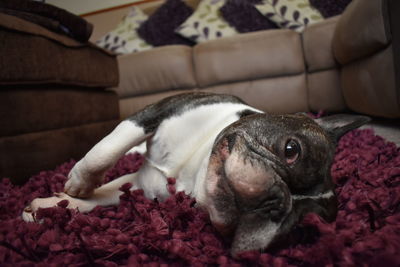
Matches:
[220,0,278,33]
[137,0,194,46]
[309,0,353,18]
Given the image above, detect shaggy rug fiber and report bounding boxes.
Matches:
[0,129,399,266]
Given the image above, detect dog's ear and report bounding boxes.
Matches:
[314,114,371,141]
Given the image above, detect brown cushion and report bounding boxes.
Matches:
[0,13,118,87]
[0,88,120,137]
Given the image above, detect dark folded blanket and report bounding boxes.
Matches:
[0,0,93,42]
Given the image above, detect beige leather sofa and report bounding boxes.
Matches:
[85,0,400,119]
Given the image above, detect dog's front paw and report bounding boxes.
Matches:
[22,193,93,222]
[64,161,101,198]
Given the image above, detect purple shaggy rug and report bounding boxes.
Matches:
[0,129,399,266]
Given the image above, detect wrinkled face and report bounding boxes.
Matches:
[204,114,338,255]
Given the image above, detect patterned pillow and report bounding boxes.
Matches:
[220,0,278,33]
[255,0,323,32]
[309,0,352,18]
[137,0,194,46]
[175,0,238,43]
[96,7,152,54]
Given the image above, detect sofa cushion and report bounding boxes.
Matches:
[137,0,194,46]
[96,6,152,54]
[176,0,238,43]
[0,88,120,137]
[332,0,390,65]
[0,13,118,87]
[114,45,196,98]
[194,29,304,87]
[255,0,323,32]
[303,16,339,72]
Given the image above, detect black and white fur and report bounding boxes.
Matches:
[22,92,369,255]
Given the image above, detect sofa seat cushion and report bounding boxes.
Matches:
[194,29,304,87]
[307,69,345,112]
[114,45,196,98]
[0,88,120,137]
[0,13,118,87]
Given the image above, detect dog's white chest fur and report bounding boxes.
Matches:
[141,103,259,200]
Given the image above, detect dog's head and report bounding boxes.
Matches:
[204,113,369,255]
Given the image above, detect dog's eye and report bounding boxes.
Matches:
[284,139,301,164]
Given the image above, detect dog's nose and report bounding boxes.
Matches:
[230,169,276,199]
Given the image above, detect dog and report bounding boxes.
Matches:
[22,92,369,255]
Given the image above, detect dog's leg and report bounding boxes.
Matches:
[22,172,139,222]
[65,93,241,198]
[65,120,151,198]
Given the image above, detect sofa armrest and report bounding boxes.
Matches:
[332,0,391,65]
[0,13,118,88]
[332,0,400,118]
